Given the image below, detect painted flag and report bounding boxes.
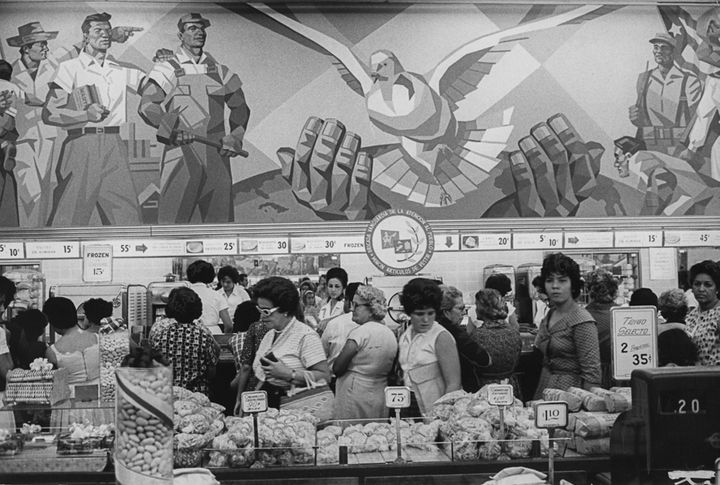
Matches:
[381,230,399,249]
[395,240,412,253]
[657,5,703,75]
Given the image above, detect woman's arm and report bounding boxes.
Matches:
[332,340,359,377]
[573,321,602,390]
[219,309,232,333]
[233,364,253,415]
[436,332,462,393]
[45,345,57,368]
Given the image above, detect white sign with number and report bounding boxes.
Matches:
[460,233,512,251]
[291,235,365,254]
[82,244,113,283]
[0,242,25,260]
[238,237,290,254]
[384,386,411,409]
[614,230,663,248]
[513,232,563,250]
[487,384,515,406]
[664,230,720,247]
[26,241,78,259]
[535,401,569,429]
[611,306,658,380]
[241,391,268,414]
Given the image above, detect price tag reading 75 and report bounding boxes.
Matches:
[384,386,411,408]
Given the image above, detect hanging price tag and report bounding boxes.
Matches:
[241,391,268,414]
[384,386,411,408]
[487,384,515,406]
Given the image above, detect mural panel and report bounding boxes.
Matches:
[0,3,719,227]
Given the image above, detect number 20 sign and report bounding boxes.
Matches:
[384,386,411,408]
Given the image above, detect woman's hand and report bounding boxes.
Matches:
[261,360,292,381]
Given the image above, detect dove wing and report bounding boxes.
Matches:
[429,4,613,110]
[248,3,373,96]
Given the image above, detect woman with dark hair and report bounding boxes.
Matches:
[187,259,232,334]
[685,260,720,366]
[657,289,697,367]
[229,302,261,399]
[471,288,522,396]
[250,277,332,418]
[216,265,250,321]
[533,253,601,399]
[629,288,659,308]
[485,273,519,330]
[7,309,48,369]
[398,278,461,416]
[317,267,348,332]
[80,298,114,333]
[232,301,270,414]
[584,269,618,387]
[149,287,220,393]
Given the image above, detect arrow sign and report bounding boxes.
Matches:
[136,244,148,253]
[567,236,579,244]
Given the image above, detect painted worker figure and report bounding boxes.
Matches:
[0,61,20,227]
[43,12,145,226]
[629,32,701,154]
[138,13,250,224]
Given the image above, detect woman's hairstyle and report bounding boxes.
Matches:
[302,290,316,305]
[299,280,316,294]
[689,260,720,290]
[166,287,203,322]
[186,259,216,284]
[43,297,78,330]
[474,288,508,321]
[217,265,241,285]
[355,285,387,320]
[629,288,658,307]
[233,301,260,333]
[585,269,618,304]
[658,328,698,366]
[253,276,300,315]
[401,278,442,314]
[658,288,688,323]
[83,298,114,324]
[439,285,464,312]
[531,275,546,295]
[484,273,512,297]
[325,267,348,289]
[540,253,583,299]
[0,276,16,307]
[12,309,48,341]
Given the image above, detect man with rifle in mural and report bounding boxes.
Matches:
[138,13,250,225]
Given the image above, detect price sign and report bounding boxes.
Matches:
[111,240,186,257]
[183,239,238,255]
[239,238,290,254]
[534,401,568,429]
[614,230,663,248]
[291,235,365,254]
[25,241,78,259]
[434,233,460,252]
[664,230,720,247]
[461,233,511,250]
[512,232,563,250]
[564,231,614,249]
[487,384,515,406]
[241,391,268,414]
[611,306,658,380]
[82,244,112,283]
[0,242,25,259]
[384,386,411,408]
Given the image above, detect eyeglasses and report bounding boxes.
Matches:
[256,305,280,317]
[453,305,468,315]
[351,301,370,309]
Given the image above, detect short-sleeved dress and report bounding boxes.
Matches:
[686,304,720,366]
[333,321,398,420]
[469,319,522,396]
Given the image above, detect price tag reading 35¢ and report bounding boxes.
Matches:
[534,401,568,429]
[384,386,411,408]
[241,391,268,414]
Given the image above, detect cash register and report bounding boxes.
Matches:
[610,367,720,484]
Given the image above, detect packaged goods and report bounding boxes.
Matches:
[0,429,23,456]
[605,387,632,412]
[567,387,607,412]
[572,412,619,439]
[542,389,582,412]
[574,436,610,455]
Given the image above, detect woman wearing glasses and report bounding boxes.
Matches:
[332,285,398,420]
[437,285,491,393]
[398,278,461,416]
[251,277,333,418]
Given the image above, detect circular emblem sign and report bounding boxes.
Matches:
[365,209,434,276]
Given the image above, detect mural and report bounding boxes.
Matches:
[0,2,720,227]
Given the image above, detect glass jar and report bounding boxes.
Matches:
[99,325,129,403]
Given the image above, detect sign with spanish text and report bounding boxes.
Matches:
[611,306,658,380]
[83,244,113,283]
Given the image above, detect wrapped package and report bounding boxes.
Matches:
[542,389,582,412]
[575,436,610,455]
[567,387,607,412]
[598,387,632,412]
[452,431,479,461]
[478,440,502,460]
[553,428,576,450]
[572,412,619,439]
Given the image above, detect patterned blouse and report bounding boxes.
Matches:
[470,319,522,385]
[238,322,270,391]
[149,318,220,393]
[686,304,720,366]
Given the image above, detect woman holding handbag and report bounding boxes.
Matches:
[251,277,333,421]
[398,278,461,417]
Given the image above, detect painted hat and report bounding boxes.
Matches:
[649,32,676,48]
[178,13,211,29]
[6,22,58,47]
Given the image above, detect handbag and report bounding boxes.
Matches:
[280,371,334,422]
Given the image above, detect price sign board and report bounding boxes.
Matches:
[434,233,460,251]
[611,306,658,380]
[534,401,569,429]
[0,242,25,260]
[564,231,614,249]
[26,241,78,259]
[614,230,663,248]
[512,232,563,250]
[241,391,268,414]
[664,230,720,247]
[238,238,290,254]
[184,239,238,255]
[82,244,112,283]
[291,235,365,254]
[487,384,515,406]
[460,233,511,250]
[384,386,411,408]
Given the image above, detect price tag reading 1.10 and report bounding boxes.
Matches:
[534,401,569,429]
[384,386,411,409]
